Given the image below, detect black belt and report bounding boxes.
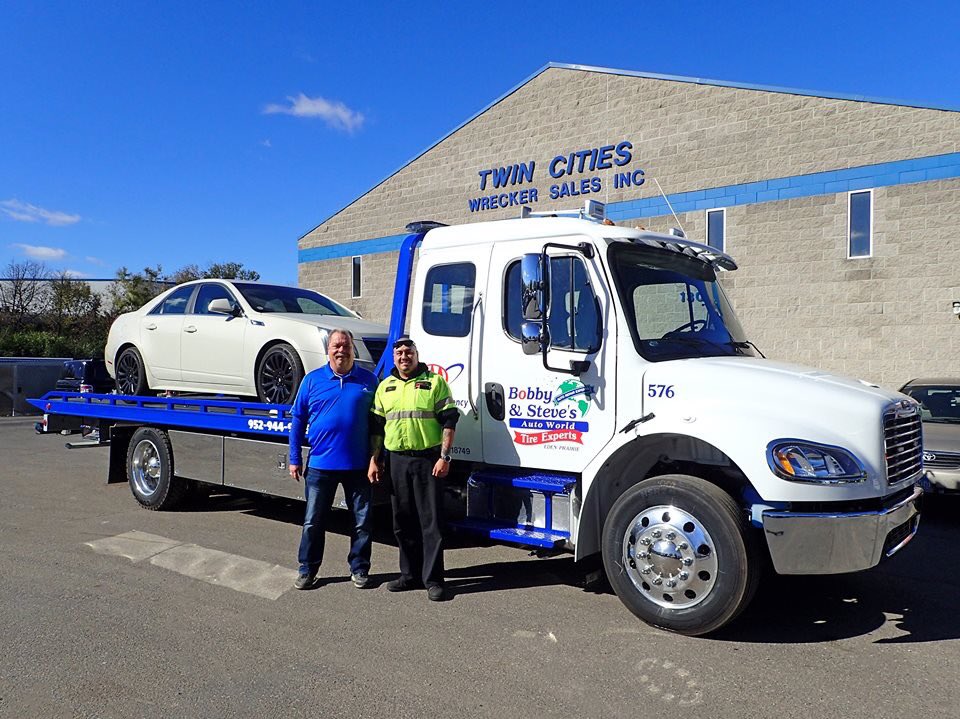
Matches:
[391,447,440,458]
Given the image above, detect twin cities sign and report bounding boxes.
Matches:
[468,140,645,213]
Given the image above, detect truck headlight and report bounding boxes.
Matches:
[766,440,866,484]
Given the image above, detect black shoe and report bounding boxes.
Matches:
[294,573,317,590]
[386,577,422,592]
[427,585,448,602]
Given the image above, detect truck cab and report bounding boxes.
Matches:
[395,201,922,635]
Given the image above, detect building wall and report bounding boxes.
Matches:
[299,66,960,389]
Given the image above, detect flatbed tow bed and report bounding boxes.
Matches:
[29,390,572,549]
[30,391,309,508]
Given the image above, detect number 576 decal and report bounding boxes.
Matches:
[647,384,675,398]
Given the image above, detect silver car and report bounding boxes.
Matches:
[899,378,960,492]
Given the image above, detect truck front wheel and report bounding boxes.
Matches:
[601,474,759,636]
[126,427,185,510]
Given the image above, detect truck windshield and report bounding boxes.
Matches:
[608,243,757,362]
[232,283,357,317]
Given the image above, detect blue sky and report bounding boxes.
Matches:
[2,1,958,285]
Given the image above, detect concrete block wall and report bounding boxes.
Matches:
[299,66,960,389]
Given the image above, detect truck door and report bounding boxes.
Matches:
[478,240,616,471]
[409,249,491,462]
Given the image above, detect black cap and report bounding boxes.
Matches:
[393,335,416,349]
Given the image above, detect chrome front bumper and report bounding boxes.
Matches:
[761,485,922,575]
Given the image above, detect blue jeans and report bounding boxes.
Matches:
[298,468,372,576]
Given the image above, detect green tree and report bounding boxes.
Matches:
[168,261,260,284]
[203,262,259,280]
[47,271,103,334]
[108,265,167,316]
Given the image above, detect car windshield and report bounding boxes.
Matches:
[232,283,356,317]
[903,386,960,424]
[608,243,758,362]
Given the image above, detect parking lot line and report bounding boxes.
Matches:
[85,530,291,600]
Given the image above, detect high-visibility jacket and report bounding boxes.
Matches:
[372,364,458,452]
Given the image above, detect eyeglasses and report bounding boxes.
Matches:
[393,340,415,349]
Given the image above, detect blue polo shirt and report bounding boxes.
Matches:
[288,364,378,471]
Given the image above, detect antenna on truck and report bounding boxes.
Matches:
[652,177,686,238]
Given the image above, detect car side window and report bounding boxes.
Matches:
[194,283,236,315]
[150,285,194,315]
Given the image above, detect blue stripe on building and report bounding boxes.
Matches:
[298,152,960,264]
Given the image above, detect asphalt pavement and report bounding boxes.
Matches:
[2,416,958,718]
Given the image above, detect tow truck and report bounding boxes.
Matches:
[31,200,923,635]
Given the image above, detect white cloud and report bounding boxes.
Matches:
[0,199,81,226]
[10,243,67,260]
[260,138,273,148]
[61,269,87,278]
[263,93,365,132]
[85,255,107,266]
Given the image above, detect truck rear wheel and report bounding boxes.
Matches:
[126,427,185,510]
[601,474,759,636]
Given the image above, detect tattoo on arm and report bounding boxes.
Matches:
[441,428,455,455]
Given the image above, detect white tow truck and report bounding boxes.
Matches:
[33,200,923,635]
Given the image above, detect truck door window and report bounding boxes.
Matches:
[422,263,475,337]
[503,257,601,353]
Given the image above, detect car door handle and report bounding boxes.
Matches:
[145,323,157,330]
[184,325,197,333]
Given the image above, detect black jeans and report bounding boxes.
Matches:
[389,452,444,587]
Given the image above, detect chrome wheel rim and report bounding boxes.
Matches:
[621,504,718,609]
[116,352,140,394]
[259,350,295,404]
[131,439,161,497]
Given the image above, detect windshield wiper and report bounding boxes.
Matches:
[726,340,765,358]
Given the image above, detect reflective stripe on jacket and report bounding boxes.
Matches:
[372,368,456,452]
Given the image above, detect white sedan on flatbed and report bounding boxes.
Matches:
[105,280,387,404]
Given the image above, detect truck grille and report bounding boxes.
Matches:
[884,401,923,486]
[923,450,960,470]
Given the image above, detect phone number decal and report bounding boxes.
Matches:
[247,419,292,433]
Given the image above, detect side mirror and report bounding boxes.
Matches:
[520,253,548,321]
[521,322,546,356]
[208,298,241,316]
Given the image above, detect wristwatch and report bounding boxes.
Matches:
[441,453,452,463]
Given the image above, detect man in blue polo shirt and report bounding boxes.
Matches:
[288,328,378,590]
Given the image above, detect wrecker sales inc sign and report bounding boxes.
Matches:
[468,139,645,213]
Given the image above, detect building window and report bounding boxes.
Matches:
[706,208,725,252]
[351,256,362,298]
[422,262,475,337]
[848,190,873,258]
